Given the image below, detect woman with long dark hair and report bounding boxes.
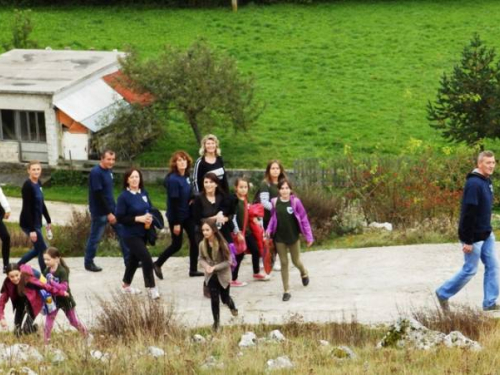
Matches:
[0,186,11,273]
[154,151,203,279]
[199,219,238,331]
[116,168,159,299]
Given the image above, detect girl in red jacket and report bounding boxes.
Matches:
[0,263,67,337]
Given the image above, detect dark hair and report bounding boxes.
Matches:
[100,149,115,159]
[168,150,193,175]
[202,172,223,195]
[264,160,287,185]
[277,179,292,191]
[123,168,145,190]
[5,263,30,297]
[5,263,20,274]
[201,219,230,261]
[234,176,249,188]
[45,247,70,276]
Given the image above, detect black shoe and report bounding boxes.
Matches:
[85,263,102,272]
[302,276,309,287]
[212,322,220,332]
[153,262,164,280]
[189,271,204,277]
[230,308,239,317]
[435,291,450,312]
[484,304,500,311]
[282,293,291,302]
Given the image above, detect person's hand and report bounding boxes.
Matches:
[29,231,37,242]
[4,212,10,220]
[0,319,7,329]
[307,241,314,248]
[63,292,69,297]
[206,265,214,274]
[46,223,51,231]
[107,213,117,225]
[463,244,473,254]
[144,214,153,226]
[253,218,259,224]
[237,233,244,242]
[173,225,181,236]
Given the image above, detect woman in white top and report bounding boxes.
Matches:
[0,187,11,273]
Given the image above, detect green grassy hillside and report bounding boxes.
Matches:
[1,1,500,167]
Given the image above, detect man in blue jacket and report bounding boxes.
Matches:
[84,149,129,272]
[436,151,498,311]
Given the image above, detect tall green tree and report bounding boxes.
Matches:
[120,40,262,144]
[427,34,500,148]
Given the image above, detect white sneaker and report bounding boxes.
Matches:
[259,259,264,270]
[273,263,281,272]
[122,285,142,295]
[148,287,160,300]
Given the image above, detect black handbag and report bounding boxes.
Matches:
[146,208,164,246]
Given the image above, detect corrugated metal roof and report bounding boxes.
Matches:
[54,79,129,132]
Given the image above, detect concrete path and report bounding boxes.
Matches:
[6,198,88,225]
[2,243,493,331]
[1,197,492,330]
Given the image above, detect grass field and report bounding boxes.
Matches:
[2,1,500,168]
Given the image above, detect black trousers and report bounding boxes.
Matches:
[156,218,199,272]
[123,236,155,288]
[232,232,260,280]
[14,297,36,336]
[208,276,235,326]
[0,219,10,268]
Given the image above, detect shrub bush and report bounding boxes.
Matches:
[95,292,182,340]
[49,169,87,187]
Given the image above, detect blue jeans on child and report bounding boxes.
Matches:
[18,227,47,272]
[84,215,130,267]
[436,234,499,309]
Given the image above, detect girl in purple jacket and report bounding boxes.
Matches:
[266,180,313,302]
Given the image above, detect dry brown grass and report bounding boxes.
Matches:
[94,292,184,341]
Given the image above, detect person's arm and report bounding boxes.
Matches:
[0,187,11,216]
[193,158,203,194]
[42,202,51,225]
[21,181,35,232]
[0,290,9,323]
[192,196,203,226]
[212,260,230,272]
[167,177,182,225]
[459,204,478,245]
[115,194,135,225]
[94,191,113,215]
[294,197,314,244]
[198,243,210,271]
[218,157,230,194]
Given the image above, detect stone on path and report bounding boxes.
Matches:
[239,332,257,347]
[267,355,294,370]
[268,330,286,342]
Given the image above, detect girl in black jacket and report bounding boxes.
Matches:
[18,161,51,272]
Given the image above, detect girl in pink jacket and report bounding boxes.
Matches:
[0,263,68,337]
[266,180,314,302]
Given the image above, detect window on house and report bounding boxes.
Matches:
[0,110,46,142]
[0,110,16,140]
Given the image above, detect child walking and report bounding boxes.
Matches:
[43,247,87,343]
[199,220,238,331]
[0,263,67,336]
[231,177,269,284]
[266,180,313,301]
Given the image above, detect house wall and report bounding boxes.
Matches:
[0,141,19,163]
[62,132,89,160]
[0,93,60,166]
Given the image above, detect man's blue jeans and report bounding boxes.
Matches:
[84,215,130,266]
[436,234,499,309]
[19,227,47,272]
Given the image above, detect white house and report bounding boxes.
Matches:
[0,49,130,165]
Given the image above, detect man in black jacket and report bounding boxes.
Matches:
[84,150,129,272]
[436,151,498,311]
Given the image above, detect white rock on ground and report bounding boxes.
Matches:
[368,222,393,231]
[239,332,257,347]
[147,346,165,358]
[268,330,286,342]
[443,331,482,351]
[377,318,481,351]
[267,356,294,370]
[200,356,224,370]
[90,350,110,362]
[192,334,207,344]
[0,344,44,364]
[49,348,66,363]
[331,346,357,360]
[319,340,330,346]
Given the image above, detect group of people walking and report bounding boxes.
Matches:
[0,133,315,333]
[2,136,497,336]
